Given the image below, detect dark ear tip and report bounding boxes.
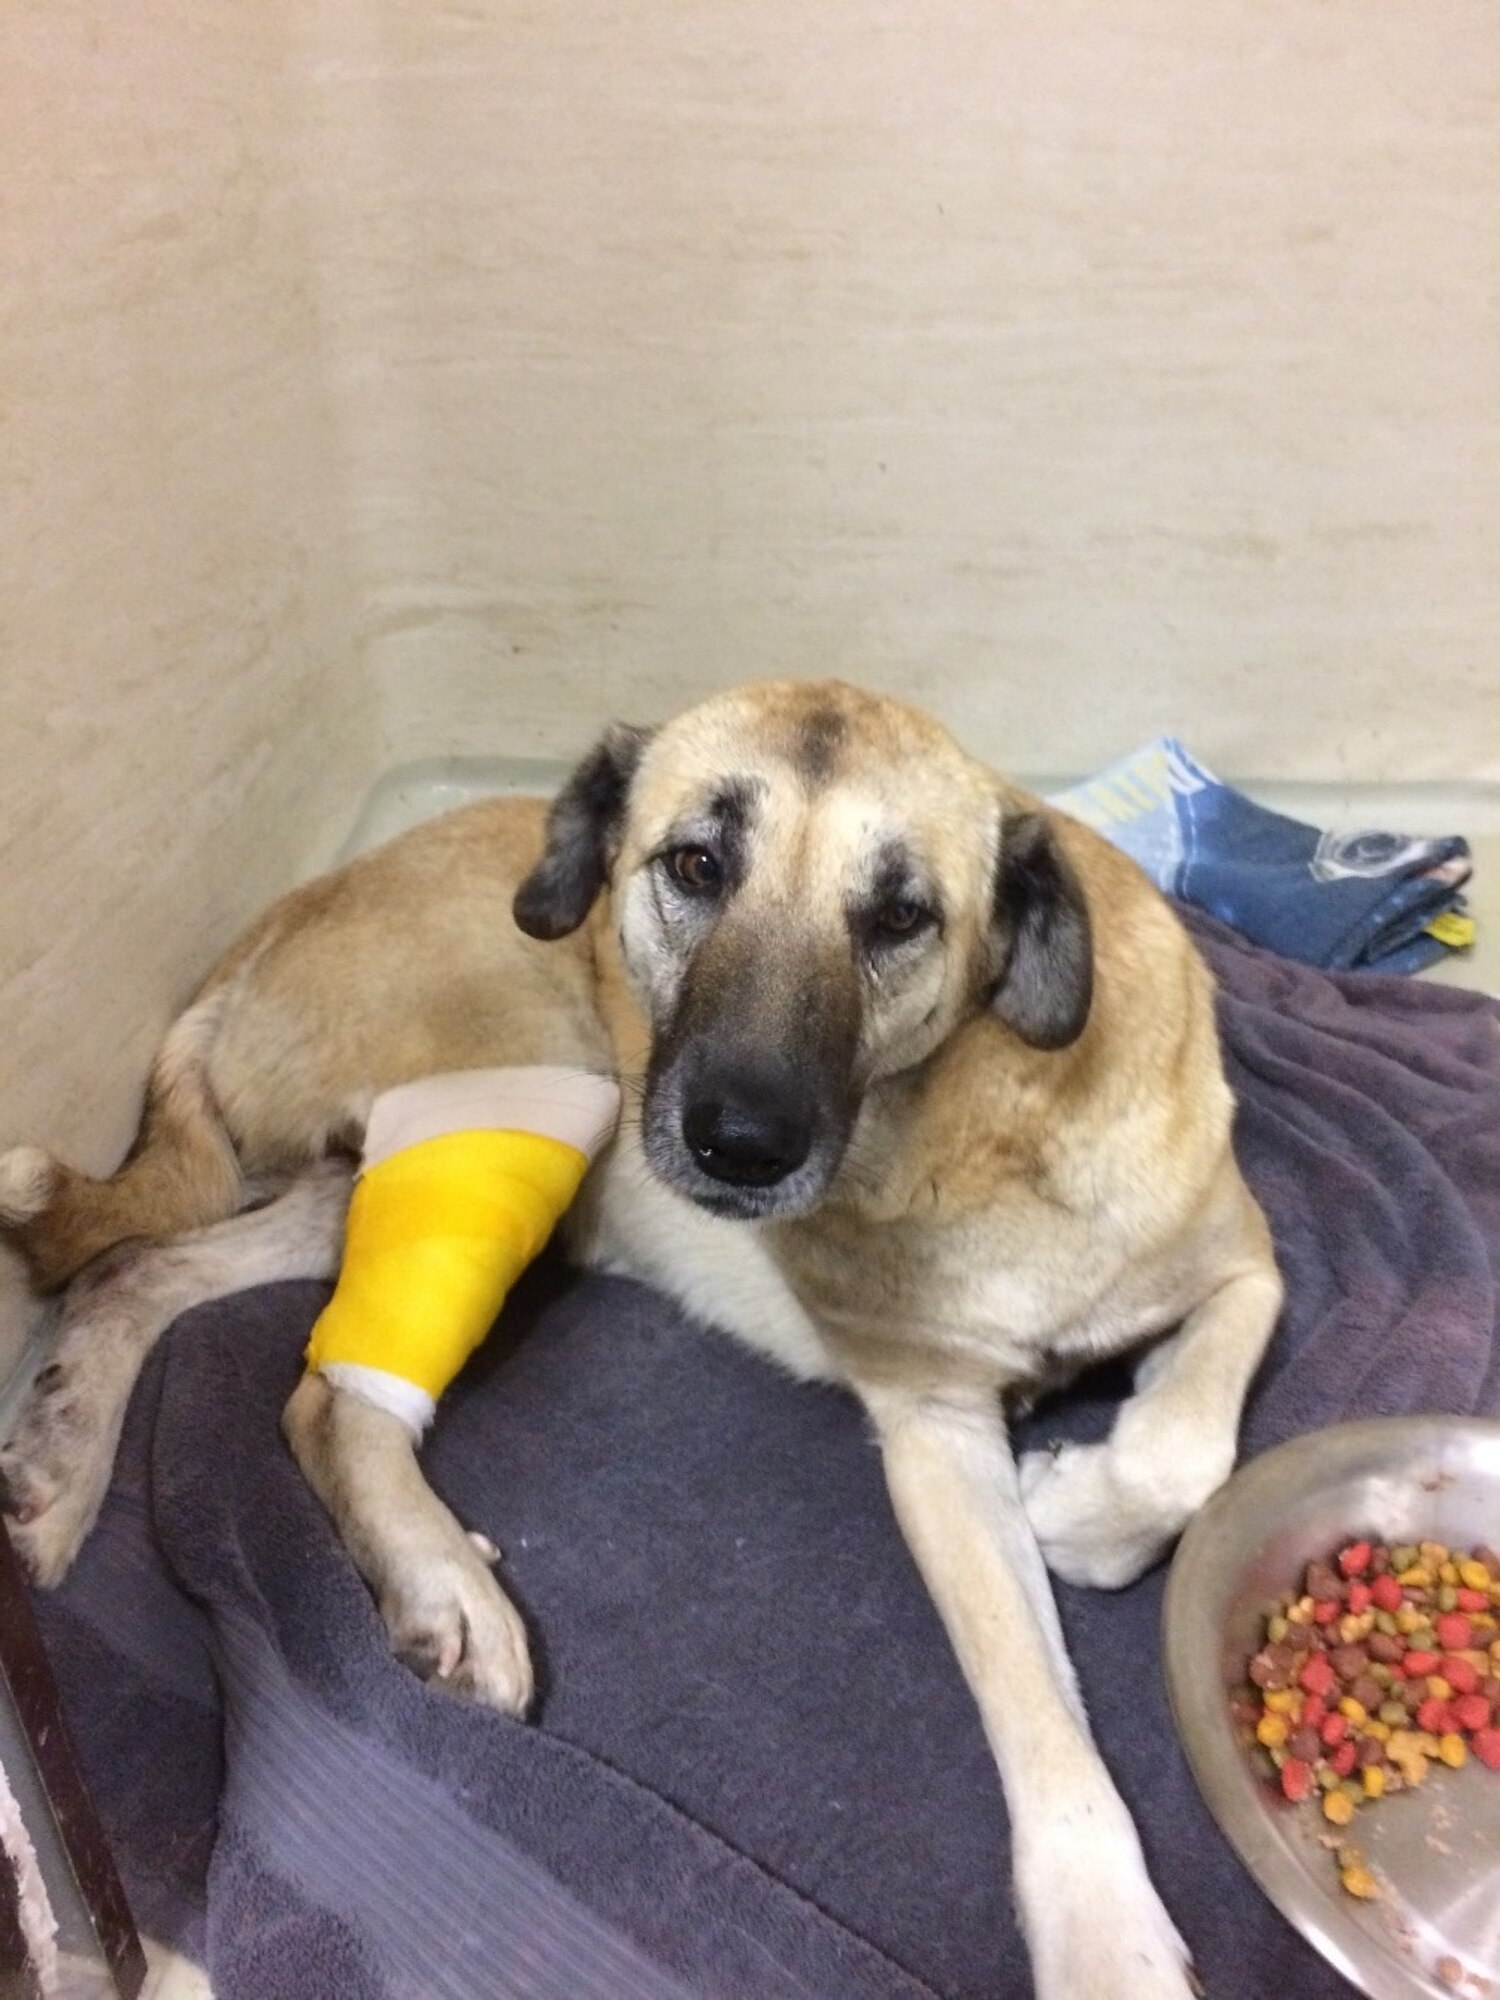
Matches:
[511,885,554,940]
[1019,962,1094,1049]
[512,868,580,941]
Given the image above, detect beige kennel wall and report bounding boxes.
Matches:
[299,0,1500,779]
[1,2,1496,1368]
[0,2,377,1369]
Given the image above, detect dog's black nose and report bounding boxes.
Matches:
[681,1096,813,1187]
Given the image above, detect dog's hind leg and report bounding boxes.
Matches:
[1,1162,350,1584]
[0,992,246,1292]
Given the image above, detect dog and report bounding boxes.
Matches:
[0,679,1282,1998]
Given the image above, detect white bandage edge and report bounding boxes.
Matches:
[320,1362,438,1438]
[363,1067,621,1173]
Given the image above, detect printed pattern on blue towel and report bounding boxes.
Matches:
[1047,738,1472,974]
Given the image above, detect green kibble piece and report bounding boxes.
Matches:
[1379,1701,1407,1726]
[1267,1614,1290,1643]
[1374,1611,1398,1635]
[1317,1765,1341,1791]
[1392,1545,1420,1572]
[1369,1664,1393,1687]
[1340,1779,1364,1803]
[1438,1585,1458,1612]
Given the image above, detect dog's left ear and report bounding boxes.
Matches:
[986,809,1094,1049]
[513,723,654,940]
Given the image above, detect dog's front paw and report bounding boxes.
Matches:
[380,1540,534,1717]
[1020,1804,1197,2000]
[1018,1443,1174,1589]
[0,1360,116,1586]
[1030,1883,1196,2000]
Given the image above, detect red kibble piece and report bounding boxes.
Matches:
[1473,1728,1500,1772]
[1346,1581,1372,1614]
[1314,1600,1340,1625]
[1456,1589,1488,1614]
[1338,1542,1372,1578]
[1404,1650,1442,1678]
[1331,1741,1358,1777]
[1453,1694,1492,1733]
[1443,1657,1480,1696]
[1435,1613,1473,1652]
[1300,1654,1337,1697]
[1417,1697,1455,1736]
[1320,1713,1349,1747]
[1371,1574,1404,1613]
[1300,1694,1326,1728]
[1281,1757,1314,1800]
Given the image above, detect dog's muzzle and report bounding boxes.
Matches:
[641,922,860,1219]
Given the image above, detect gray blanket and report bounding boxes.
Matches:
[36,913,1500,1998]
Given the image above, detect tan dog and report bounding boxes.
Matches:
[0,680,1281,1999]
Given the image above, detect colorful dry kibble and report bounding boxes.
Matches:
[1234,1540,1500,1897]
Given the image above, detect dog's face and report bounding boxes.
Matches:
[515,681,1091,1221]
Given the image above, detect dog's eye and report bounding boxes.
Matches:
[667,847,722,895]
[873,898,930,941]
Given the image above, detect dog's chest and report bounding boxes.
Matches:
[767,1189,1127,1392]
[765,1090,1219,1394]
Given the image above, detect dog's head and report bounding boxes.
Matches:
[514,681,1092,1220]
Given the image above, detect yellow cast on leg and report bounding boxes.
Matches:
[306,1128,592,1401]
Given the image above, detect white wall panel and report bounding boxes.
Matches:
[289,2,1497,777]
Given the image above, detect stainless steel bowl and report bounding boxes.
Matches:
[1163,1417,1500,1999]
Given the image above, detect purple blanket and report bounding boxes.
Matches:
[36,915,1500,1998]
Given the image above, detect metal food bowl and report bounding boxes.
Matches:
[1163,1417,1500,1999]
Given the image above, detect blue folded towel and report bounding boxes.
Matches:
[1048,739,1473,974]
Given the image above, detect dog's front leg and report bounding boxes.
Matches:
[282,1374,533,1715]
[1020,1257,1283,1591]
[860,1386,1195,2000]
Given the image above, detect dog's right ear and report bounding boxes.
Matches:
[513,723,654,940]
